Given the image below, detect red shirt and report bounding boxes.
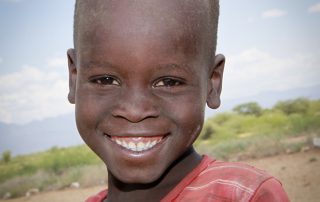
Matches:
[86,156,290,202]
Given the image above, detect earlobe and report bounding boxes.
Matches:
[207,54,225,109]
[67,49,77,104]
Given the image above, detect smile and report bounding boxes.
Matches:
[108,136,165,152]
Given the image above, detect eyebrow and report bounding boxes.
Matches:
[81,61,115,69]
[157,63,196,75]
[81,60,196,75]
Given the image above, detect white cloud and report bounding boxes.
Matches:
[0,58,73,124]
[47,56,68,68]
[222,48,320,100]
[262,9,287,18]
[308,3,320,13]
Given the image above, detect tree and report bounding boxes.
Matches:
[201,125,215,140]
[233,102,263,116]
[274,98,310,115]
[2,150,11,163]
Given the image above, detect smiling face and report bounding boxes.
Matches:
[68,0,224,184]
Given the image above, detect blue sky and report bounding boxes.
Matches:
[0,0,320,124]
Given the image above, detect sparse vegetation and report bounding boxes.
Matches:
[1,98,319,199]
[232,102,263,117]
[1,150,11,163]
[195,98,320,160]
[0,145,104,198]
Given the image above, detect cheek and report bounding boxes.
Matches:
[163,92,206,144]
[75,97,97,145]
[179,100,204,139]
[74,90,113,140]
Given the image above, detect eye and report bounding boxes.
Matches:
[90,75,120,86]
[154,77,184,87]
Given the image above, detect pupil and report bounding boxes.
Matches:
[102,77,113,84]
[164,79,176,86]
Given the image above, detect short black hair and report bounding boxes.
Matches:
[73,0,220,57]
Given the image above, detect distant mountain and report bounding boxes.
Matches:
[0,114,83,156]
[1,84,319,156]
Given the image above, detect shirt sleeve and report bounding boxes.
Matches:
[85,190,108,202]
[250,178,290,202]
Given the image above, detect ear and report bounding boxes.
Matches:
[67,49,77,104]
[207,54,225,109]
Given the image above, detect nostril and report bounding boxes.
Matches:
[112,107,159,123]
[111,87,160,122]
[111,98,159,123]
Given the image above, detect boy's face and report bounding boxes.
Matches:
[68,0,224,184]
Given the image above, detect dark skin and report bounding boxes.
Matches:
[67,0,225,201]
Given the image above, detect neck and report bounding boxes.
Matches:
[106,147,202,202]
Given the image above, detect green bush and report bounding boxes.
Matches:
[273,97,310,115]
[233,102,263,116]
[0,145,101,183]
[1,150,11,163]
[196,98,320,160]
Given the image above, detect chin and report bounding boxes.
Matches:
[111,167,165,185]
[121,175,158,184]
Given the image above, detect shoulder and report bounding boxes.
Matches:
[250,178,290,202]
[175,159,289,201]
[199,160,273,191]
[85,189,108,202]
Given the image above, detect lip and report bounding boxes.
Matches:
[103,133,169,157]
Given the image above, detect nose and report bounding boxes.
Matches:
[111,87,159,123]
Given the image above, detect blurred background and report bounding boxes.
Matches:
[0,0,319,201]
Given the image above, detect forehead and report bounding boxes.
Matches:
[76,0,212,63]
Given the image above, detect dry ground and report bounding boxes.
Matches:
[1,149,319,202]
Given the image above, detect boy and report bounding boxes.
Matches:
[67,0,290,201]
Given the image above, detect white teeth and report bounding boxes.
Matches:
[137,142,145,151]
[122,141,128,148]
[116,139,122,145]
[145,141,151,148]
[112,138,162,152]
[128,142,136,151]
[150,140,157,147]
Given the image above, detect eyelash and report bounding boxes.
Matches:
[90,75,120,86]
[153,77,185,88]
[89,75,185,88]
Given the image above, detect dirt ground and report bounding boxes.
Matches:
[1,149,319,202]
